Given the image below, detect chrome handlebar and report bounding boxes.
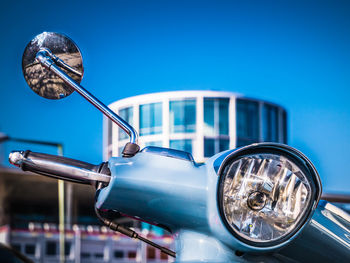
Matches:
[9,150,110,185]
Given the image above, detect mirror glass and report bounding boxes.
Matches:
[22,32,84,99]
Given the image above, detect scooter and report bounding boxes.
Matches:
[9,32,350,262]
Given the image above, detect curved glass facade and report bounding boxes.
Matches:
[139,102,162,136]
[204,98,229,136]
[170,139,192,153]
[170,99,196,133]
[236,99,259,146]
[236,98,287,147]
[104,91,287,162]
[204,138,230,158]
[118,107,133,140]
[203,98,230,157]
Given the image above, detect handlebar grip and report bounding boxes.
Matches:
[9,150,110,185]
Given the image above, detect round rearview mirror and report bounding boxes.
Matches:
[22,32,84,100]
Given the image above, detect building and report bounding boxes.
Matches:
[104,91,287,162]
[0,158,174,263]
[2,224,173,263]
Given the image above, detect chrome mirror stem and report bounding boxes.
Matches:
[41,48,83,77]
[36,49,138,145]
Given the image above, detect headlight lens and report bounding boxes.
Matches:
[218,145,320,246]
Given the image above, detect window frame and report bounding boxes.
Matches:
[139,102,163,136]
[169,98,197,134]
[169,139,193,153]
[118,106,134,140]
[203,97,229,137]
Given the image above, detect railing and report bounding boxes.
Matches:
[1,224,174,263]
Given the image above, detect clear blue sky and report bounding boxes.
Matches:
[0,0,349,193]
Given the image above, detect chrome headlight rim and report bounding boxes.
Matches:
[217,143,322,248]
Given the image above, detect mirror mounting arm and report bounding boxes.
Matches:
[39,48,83,77]
[36,49,55,69]
[36,50,140,156]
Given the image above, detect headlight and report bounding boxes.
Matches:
[218,143,321,247]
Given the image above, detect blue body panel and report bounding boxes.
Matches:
[96,152,208,231]
[96,149,350,262]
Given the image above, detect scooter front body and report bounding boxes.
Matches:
[96,145,350,262]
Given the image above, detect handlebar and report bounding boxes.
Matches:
[9,150,110,185]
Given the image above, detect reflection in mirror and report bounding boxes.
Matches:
[22,32,84,100]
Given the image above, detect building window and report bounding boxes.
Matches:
[262,104,278,142]
[219,138,230,153]
[65,242,71,257]
[204,98,229,136]
[25,244,35,255]
[204,138,215,157]
[107,119,113,158]
[160,251,168,260]
[46,241,57,256]
[144,141,163,147]
[219,99,229,135]
[282,110,287,143]
[203,98,230,157]
[94,253,104,259]
[147,246,156,260]
[114,250,124,258]
[118,146,124,156]
[204,138,229,157]
[169,99,196,133]
[170,139,192,153]
[128,251,137,259]
[236,99,259,147]
[119,107,133,140]
[204,99,214,135]
[140,103,162,135]
[12,244,21,252]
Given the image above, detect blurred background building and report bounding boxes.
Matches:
[104,91,287,162]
